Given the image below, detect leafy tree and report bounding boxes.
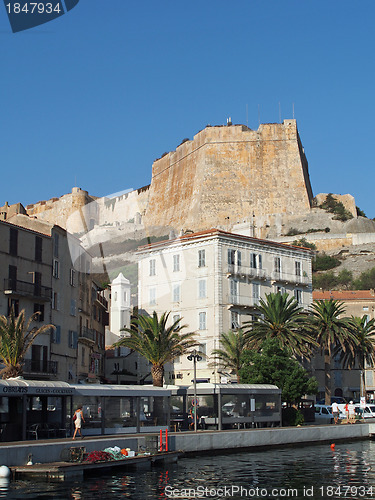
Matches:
[243,292,316,358]
[353,267,375,290]
[312,271,339,291]
[308,299,354,405]
[239,339,318,405]
[114,311,197,386]
[337,269,353,289]
[0,308,55,379]
[292,237,317,250]
[337,316,375,398]
[211,329,247,382]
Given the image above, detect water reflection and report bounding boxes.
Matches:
[4,440,375,499]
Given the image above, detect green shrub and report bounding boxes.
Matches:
[312,253,340,271]
[312,271,339,290]
[353,267,375,290]
[286,228,301,236]
[282,407,304,426]
[292,238,317,250]
[319,193,353,222]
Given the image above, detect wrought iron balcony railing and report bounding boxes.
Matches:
[3,278,52,301]
[23,359,58,375]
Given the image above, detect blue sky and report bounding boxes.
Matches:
[1,1,375,217]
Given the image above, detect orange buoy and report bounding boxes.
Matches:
[330,443,335,450]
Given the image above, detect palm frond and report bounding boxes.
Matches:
[115,311,197,385]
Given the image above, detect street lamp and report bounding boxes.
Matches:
[187,349,202,432]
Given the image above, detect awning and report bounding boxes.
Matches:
[0,379,75,396]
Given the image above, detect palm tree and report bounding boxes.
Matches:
[243,292,316,358]
[338,315,375,398]
[211,329,248,382]
[114,311,197,387]
[309,299,354,405]
[0,308,55,379]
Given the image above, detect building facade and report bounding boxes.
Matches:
[0,219,55,378]
[0,215,108,383]
[105,273,151,384]
[312,290,375,401]
[137,229,313,385]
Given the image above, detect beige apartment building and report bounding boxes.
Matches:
[76,281,107,383]
[0,219,55,378]
[313,290,375,401]
[0,214,108,383]
[137,229,313,385]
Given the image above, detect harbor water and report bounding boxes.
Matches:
[3,439,375,499]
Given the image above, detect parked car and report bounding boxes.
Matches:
[316,397,347,413]
[314,404,346,424]
[354,404,375,419]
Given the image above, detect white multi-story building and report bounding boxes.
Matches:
[137,229,313,386]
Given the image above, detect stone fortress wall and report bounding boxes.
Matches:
[11,119,374,258]
[25,187,97,233]
[21,120,314,237]
[143,119,314,234]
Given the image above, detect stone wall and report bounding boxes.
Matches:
[143,120,314,233]
[26,187,97,232]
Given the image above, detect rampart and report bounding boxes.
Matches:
[143,120,314,233]
[26,188,97,233]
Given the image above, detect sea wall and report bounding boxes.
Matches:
[1,424,373,466]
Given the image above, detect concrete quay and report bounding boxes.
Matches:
[170,422,374,454]
[1,423,374,468]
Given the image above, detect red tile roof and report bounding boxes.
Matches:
[313,290,375,301]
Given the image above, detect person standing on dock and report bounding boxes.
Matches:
[72,405,85,440]
[348,401,356,424]
[331,401,340,424]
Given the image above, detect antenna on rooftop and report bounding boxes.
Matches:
[258,105,261,126]
[246,104,248,127]
[279,102,281,123]
[292,102,295,119]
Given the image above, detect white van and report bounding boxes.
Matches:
[354,404,375,419]
[314,405,346,424]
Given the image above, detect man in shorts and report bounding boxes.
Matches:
[331,401,340,424]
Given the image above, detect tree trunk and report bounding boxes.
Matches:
[360,357,366,399]
[151,364,165,425]
[151,364,164,387]
[324,349,331,406]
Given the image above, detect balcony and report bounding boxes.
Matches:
[23,359,58,375]
[79,326,96,343]
[228,294,260,308]
[271,272,310,286]
[3,278,52,301]
[227,265,267,280]
[96,293,108,309]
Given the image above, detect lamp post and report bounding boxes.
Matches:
[187,349,202,432]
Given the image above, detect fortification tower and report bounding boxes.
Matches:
[143,119,313,233]
[26,187,97,232]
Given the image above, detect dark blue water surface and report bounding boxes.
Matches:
[3,440,375,499]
